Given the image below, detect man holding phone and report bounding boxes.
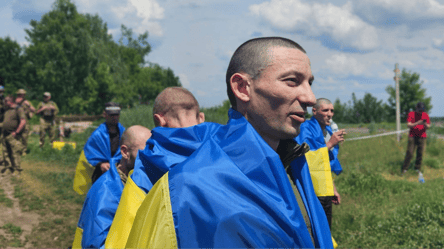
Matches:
[402,102,431,175]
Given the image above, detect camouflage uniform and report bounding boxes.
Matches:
[0,94,5,165]
[17,99,35,150]
[2,105,26,173]
[37,100,59,147]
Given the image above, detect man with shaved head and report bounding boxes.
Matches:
[153,87,205,128]
[73,125,151,249]
[125,37,334,248]
[297,98,345,232]
[105,87,205,248]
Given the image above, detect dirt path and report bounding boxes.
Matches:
[0,173,41,247]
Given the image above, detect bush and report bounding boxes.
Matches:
[423,158,441,169]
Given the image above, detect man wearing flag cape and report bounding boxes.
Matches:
[73,102,125,195]
[72,125,151,248]
[117,37,334,248]
[105,87,206,248]
[296,98,345,247]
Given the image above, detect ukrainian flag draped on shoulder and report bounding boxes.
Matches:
[105,122,222,248]
[296,118,341,197]
[73,122,125,195]
[72,157,123,249]
[126,109,333,248]
[326,125,342,175]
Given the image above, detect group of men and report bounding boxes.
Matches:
[72,37,350,248]
[0,88,59,175]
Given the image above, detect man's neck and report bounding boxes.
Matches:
[314,117,326,131]
[118,159,130,176]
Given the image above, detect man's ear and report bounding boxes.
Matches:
[121,144,130,160]
[198,112,205,124]
[230,73,251,104]
[312,107,317,116]
[153,113,167,127]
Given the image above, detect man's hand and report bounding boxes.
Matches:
[332,190,341,205]
[100,162,110,172]
[326,129,346,150]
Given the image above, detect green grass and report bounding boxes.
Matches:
[333,133,444,248]
[0,188,13,208]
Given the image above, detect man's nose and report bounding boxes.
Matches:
[299,82,316,107]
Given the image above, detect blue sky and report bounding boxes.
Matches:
[1,0,444,116]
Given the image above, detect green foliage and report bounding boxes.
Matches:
[386,69,432,122]
[423,158,441,169]
[333,93,387,123]
[15,0,180,115]
[0,37,25,93]
[201,100,231,124]
[333,133,444,247]
[2,223,23,235]
[0,188,13,208]
[118,104,155,129]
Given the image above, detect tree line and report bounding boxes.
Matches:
[333,69,432,124]
[0,0,180,115]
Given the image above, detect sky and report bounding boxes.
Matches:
[1,0,444,116]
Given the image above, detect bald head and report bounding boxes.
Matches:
[121,125,151,150]
[226,37,306,109]
[153,87,204,128]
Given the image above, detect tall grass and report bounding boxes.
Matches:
[333,133,444,247]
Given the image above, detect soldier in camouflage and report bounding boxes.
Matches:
[15,89,35,154]
[0,86,5,165]
[2,96,26,175]
[36,92,59,148]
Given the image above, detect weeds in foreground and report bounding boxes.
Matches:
[0,188,13,208]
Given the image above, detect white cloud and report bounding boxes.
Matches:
[249,0,379,50]
[353,0,444,26]
[76,0,165,37]
[325,54,367,75]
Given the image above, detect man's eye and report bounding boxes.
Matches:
[285,78,300,85]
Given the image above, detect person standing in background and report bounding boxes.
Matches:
[36,92,59,148]
[15,89,35,154]
[402,102,431,176]
[2,96,26,175]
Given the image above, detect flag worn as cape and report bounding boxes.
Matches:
[296,118,342,198]
[105,122,222,249]
[72,157,123,249]
[73,122,125,195]
[326,125,342,175]
[125,109,333,248]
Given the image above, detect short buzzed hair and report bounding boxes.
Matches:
[313,98,332,111]
[120,125,151,149]
[152,87,200,127]
[226,37,307,109]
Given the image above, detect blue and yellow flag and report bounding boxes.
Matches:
[73,123,125,195]
[326,125,342,175]
[125,109,333,248]
[296,118,342,196]
[105,122,222,248]
[72,157,123,249]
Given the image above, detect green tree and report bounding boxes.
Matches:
[386,69,432,121]
[333,93,387,124]
[0,37,25,94]
[24,0,154,114]
[131,64,181,104]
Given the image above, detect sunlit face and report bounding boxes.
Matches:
[313,103,334,128]
[245,47,316,143]
[164,108,202,128]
